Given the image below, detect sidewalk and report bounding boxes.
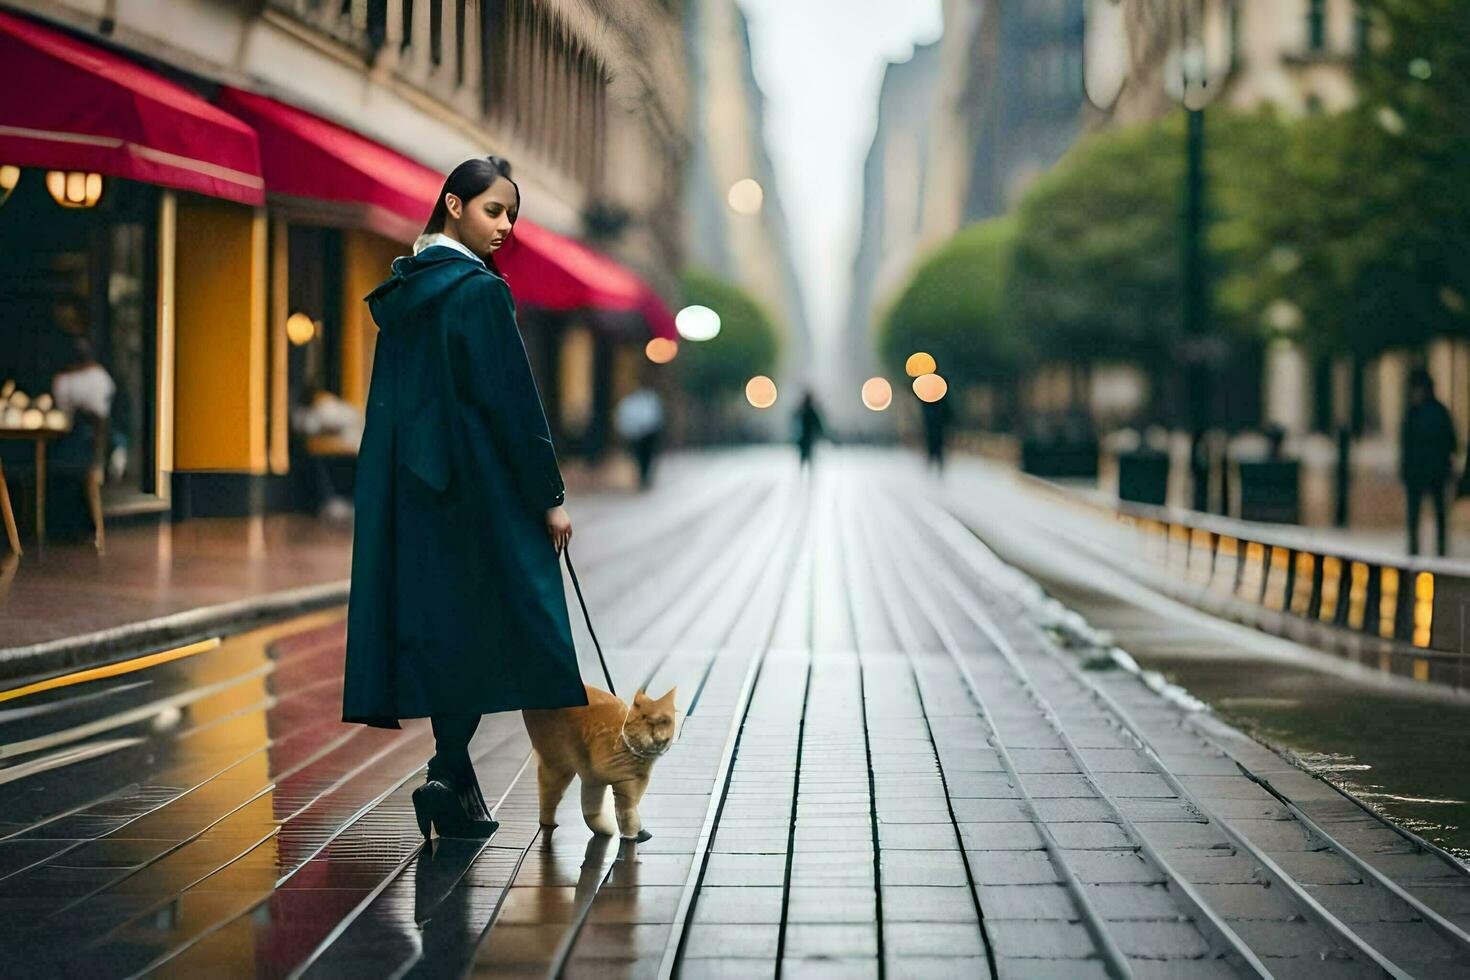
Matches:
[0,453,644,680]
[5,447,1468,977]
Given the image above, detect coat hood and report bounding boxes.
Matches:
[364,245,490,334]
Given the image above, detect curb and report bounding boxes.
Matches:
[0,579,350,686]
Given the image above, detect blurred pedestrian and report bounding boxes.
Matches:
[615,384,664,490]
[794,390,824,466]
[921,396,953,471]
[290,385,363,519]
[1400,368,1456,556]
[343,155,588,843]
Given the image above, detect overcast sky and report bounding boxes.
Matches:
[735,0,944,347]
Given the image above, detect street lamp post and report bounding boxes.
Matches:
[1166,6,1221,514]
[1085,1,1222,512]
[1184,99,1211,512]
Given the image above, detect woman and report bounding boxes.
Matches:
[342,156,588,840]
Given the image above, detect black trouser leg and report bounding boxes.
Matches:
[1407,482,1424,556]
[1433,481,1449,556]
[427,712,481,790]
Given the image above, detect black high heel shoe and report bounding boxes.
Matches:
[455,772,500,837]
[412,778,499,840]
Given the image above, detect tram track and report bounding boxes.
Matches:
[894,480,1470,977]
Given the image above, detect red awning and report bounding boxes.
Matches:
[499,223,678,339]
[215,86,440,242]
[0,11,264,204]
[214,85,677,336]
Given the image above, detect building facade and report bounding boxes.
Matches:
[1088,0,1370,442]
[0,0,686,539]
[837,41,942,436]
[683,0,808,436]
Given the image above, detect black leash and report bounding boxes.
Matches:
[562,544,617,696]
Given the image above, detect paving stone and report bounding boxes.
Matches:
[1082,883,1181,920]
[1132,821,1234,850]
[1078,749,1155,773]
[681,922,780,959]
[976,883,1078,920]
[1030,797,1114,822]
[876,824,959,851]
[1018,775,1095,798]
[945,799,1029,823]
[931,774,1018,799]
[1108,919,1211,959]
[785,886,879,924]
[1095,772,1176,798]
[987,919,1096,959]
[1163,850,1266,885]
[967,849,1060,886]
[994,957,1108,979]
[1065,850,1166,885]
[674,957,775,978]
[1269,852,1363,886]
[561,956,662,980]
[690,886,784,925]
[574,923,673,958]
[1008,749,1081,774]
[779,958,879,980]
[957,821,1044,851]
[782,923,879,958]
[1228,818,1322,853]
[1129,959,1243,979]
[878,850,969,886]
[880,886,980,923]
[887,956,995,979]
[1229,917,1358,958]
[702,853,788,888]
[883,922,988,957]
[1049,822,1132,850]
[1190,882,1302,920]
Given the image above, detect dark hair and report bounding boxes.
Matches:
[422,155,520,278]
[60,335,95,370]
[1410,368,1434,394]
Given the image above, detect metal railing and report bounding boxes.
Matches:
[1029,475,1470,691]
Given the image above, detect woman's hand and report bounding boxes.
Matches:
[546,505,572,555]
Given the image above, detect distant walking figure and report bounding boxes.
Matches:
[1400,368,1457,557]
[921,396,953,471]
[342,156,588,842]
[795,391,825,466]
[615,385,664,490]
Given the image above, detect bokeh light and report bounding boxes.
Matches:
[913,373,948,403]
[745,375,777,408]
[286,312,317,346]
[675,304,721,341]
[645,337,678,364]
[905,352,936,377]
[727,178,764,215]
[861,377,893,411]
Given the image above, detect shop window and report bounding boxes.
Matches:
[285,225,344,407]
[0,169,157,504]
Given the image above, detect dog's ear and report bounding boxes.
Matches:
[633,689,648,705]
[657,686,677,706]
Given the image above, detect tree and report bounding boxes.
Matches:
[878,215,1025,392]
[1008,110,1291,423]
[673,268,780,403]
[1230,1,1470,360]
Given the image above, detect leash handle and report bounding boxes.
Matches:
[562,544,616,697]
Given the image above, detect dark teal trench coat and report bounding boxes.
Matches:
[341,245,589,728]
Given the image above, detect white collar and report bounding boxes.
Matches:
[414,232,484,265]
